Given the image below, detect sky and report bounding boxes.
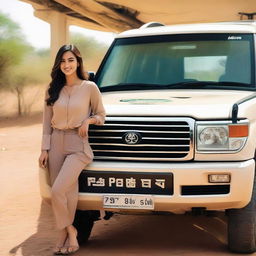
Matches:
[0,0,115,49]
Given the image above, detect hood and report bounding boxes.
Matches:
[102,89,254,119]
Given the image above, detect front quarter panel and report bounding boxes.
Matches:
[195,97,256,161]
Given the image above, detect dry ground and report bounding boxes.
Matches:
[0,91,254,255]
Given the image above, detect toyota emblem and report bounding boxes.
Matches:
[123,132,142,145]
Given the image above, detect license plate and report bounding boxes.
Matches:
[79,171,173,195]
[103,195,154,209]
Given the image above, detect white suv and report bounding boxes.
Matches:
[40,20,256,253]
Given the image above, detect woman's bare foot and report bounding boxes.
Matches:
[64,225,79,254]
[53,229,68,255]
[59,236,70,255]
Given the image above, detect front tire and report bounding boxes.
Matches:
[73,210,100,245]
[227,178,256,253]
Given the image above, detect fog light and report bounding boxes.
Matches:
[208,174,231,183]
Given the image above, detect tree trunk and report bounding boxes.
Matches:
[14,86,23,116]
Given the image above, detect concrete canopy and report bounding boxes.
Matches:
[21,0,256,32]
[20,0,255,57]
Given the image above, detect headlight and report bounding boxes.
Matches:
[199,127,228,146]
[197,123,248,152]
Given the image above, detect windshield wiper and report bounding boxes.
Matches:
[164,81,251,89]
[99,81,252,92]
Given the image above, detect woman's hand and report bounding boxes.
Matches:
[78,119,90,138]
[78,117,97,138]
[39,150,49,168]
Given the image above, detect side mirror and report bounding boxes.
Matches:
[88,71,95,81]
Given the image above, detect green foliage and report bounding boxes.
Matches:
[0,12,33,89]
[11,54,50,86]
[0,13,112,116]
[70,32,109,70]
[0,11,22,40]
[0,12,51,116]
[35,48,50,58]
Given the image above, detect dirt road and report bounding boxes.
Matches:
[0,114,251,256]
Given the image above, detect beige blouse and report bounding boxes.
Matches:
[41,80,105,150]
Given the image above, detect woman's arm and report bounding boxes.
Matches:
[39,90,53,168]
[89,82,106,126]
[78,82,105,138]
[41,90,53,151]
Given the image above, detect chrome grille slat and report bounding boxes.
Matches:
[103,123,189,127]
[93,150,189,153]
[90,129,190,134]
[89,117,194,161]
[94,156,188,161]
[90,136,121,139]
[90,136,190,140]
[143,137,190,140]
[90,143,189,147]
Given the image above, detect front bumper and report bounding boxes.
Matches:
[39,159,255,214]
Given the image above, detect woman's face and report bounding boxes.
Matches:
[60,51,79,77]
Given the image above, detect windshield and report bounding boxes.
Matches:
[96,33,255,91]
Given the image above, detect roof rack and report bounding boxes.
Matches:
[238,12,256,20]
[140,22,165,29]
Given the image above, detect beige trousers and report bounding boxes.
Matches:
[48,128,93,230]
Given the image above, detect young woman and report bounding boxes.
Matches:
[38,45,105,255]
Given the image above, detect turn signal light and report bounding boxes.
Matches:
[229,125,248,137]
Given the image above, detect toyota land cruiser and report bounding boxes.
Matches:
[40,20,256,253]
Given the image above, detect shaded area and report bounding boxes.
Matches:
[8,201,232,256]
[83,213,229,255]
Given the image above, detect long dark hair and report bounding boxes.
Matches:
[46,44,88,106]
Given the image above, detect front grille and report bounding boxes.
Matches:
[88,117,194,161]
[181,185,230,195]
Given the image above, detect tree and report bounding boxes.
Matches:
[70,32,109,70]
[10,50,51,116]
[0,13,111,116]
[0,12,51,116]
[0,12,32,90]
